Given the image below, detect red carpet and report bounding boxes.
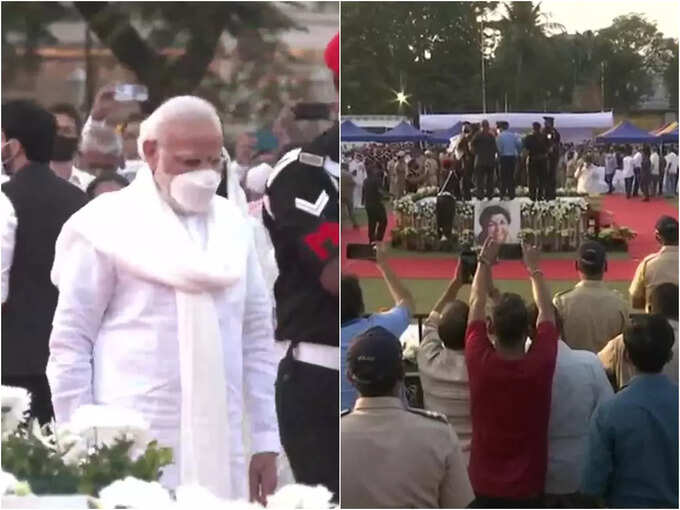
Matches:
[342,196,678,281]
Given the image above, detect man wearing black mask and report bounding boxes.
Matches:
[48,103,94,191]
[1,100,88,424]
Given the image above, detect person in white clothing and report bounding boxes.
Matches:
[650,146,660,198]
[622,145,635,198]
[574,154,601,195]
[664,148,678,196]
[631,146,643,197]
[349,153,366,208]
[46,95,280,504]
[527,305,613,502]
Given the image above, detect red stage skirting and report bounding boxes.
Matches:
[341,195,678,281]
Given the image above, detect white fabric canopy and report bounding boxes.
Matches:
[420,112,614,131]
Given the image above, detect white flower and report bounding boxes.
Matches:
[99,476,173,510]
[266,484,333,509]
[55,424,90,466]
[68,405,151,460]
[1,471,31,496]
[174,484,265,510]
[1,386,31,437]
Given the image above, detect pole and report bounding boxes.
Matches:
[85,25,94,113]
[600,61,605,111]
[481,15,487,114]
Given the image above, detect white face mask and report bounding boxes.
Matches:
[166,168,220,214]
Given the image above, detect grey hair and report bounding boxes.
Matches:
[137,96,222,161]
[79,124,123,158]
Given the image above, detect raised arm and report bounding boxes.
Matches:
[431,259,465,315]
[375,242,414,314]
[522,241,554,324]
[468,237,500,324]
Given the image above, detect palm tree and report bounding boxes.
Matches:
[490,2,564,109]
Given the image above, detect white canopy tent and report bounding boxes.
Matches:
[419,112,614,144]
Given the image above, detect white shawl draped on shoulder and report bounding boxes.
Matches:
[51,165,251,498]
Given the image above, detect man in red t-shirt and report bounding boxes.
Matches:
[465,237,558,507]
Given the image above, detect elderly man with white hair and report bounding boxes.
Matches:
[76,121,124,177]
[46,95,280,503]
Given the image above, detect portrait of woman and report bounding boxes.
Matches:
[475,203,519,245]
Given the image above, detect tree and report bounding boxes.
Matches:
[341,2,496,117]
[663,41,678,110]
[2,2,303,119]
[596,14,674,111]
[486,2,565,111]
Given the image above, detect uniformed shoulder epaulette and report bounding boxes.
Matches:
[406,407,448,424]
[341,408,352,417]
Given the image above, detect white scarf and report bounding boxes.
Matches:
[52,164,248,498]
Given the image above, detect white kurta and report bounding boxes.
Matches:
[46,190,280,498]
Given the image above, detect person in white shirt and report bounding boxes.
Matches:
[622,145,635,199]
[48,103,95,192]
[119,112,145,183]
[76,122,124,180]
[650,146,660,198]
[574,154,602,195]
[0,190,16,303]
[46,96,280,503]
[664,148,678,196]
[631,146,643,197]
[349,153,366,209]
[527,304,613,502]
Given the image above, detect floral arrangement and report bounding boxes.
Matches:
[1,387,173,498]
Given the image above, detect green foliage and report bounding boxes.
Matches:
[1,426,80,495]
[342,1,678,113]
[1,419,173,497]
[77,439,173,497]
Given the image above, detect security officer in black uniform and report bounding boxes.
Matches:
[523,122,549,201]
[543,116,561,200]
[262,33,339,500]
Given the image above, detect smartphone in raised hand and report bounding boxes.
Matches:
[114,84,149,102]
[346,243,377,261]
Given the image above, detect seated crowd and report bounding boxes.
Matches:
[340,216,679,508]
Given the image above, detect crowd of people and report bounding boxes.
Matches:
[340,215,678,508]
[1,33,340,504]
[341,119,679,236]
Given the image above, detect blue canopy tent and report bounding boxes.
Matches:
[595,121,661,144]
[427,122,463,144]
[661,128,678,144]
[376,121,428,142]
[340,120,383,142]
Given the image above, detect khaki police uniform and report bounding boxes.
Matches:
[630,246,679,309]
[553,280,628,353]
[424,156,440,187]
[416,312,472,462]
[341,396,474,509]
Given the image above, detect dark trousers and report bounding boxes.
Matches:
[499,156,516,199]
[659,168,665,195]
[544,158,556,200]
[528,157,547,201]
[633,167,641,196]
[625,176,634,198]
[475,164,495,200]
[460,159,473,201]
[275,347,339,501]
[2,374,54,425]
[436,193,455,238]
[366,202,387,243]
[605,172,615,193]
[640,167,652,199]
